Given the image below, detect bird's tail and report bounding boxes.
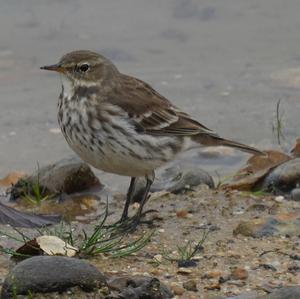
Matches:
[192,134,264,155]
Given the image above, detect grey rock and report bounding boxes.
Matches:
[262,158,300,193]
[132,164,214,202]
[10,157,102,200]
[1,256,107,298]
[258,286,300,299]
[107,275,173,299]
[222,291,258,299]
[233,212,300,238]
[291,188,300,201]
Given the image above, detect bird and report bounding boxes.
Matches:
[41,50,263,228]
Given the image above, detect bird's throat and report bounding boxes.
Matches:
[60,75,74,100]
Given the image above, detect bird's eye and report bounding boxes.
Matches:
[79,63,89,72]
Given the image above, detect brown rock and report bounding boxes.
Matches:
[227,150,291,191]
[203,271,222,279]
[204,283,221,290]
[170,282,185,295]
[227,250,241,258]
[0,171,26,187]
[176,209,188,218]
[231,267,248,280]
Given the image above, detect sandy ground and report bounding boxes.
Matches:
[0,186,299,298]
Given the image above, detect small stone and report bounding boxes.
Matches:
[230,267,248,280]
[177,260,198,268]
[177,267,193,275]
[176,209,188,218]
[170,282,184,295]
[202,271,222,279]
[227,250,241,258]
[204,283,221,290]
[183,279,198,292]
[153,254,163,263]
[259,263,277,271]
[274,195,285,202]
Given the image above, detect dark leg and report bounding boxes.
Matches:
[115,172,155,232]
[134,177,153,220]
[128,172,155,229]
[119,177,136,222]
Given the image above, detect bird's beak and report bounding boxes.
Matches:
[40,64,65,73]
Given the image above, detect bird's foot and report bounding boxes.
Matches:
[113,209,159,233]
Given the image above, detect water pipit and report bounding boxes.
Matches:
[41,50,263,229]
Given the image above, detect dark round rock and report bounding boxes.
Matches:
[291,188,300,201]
[0,256,107,298]
[262,158,300,193]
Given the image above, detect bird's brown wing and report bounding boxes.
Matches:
[106,74,264,155]
[109,74,217,137]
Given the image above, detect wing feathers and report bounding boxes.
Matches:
[107,74,217,137]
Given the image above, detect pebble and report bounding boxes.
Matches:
[177,268,192,275]
[227,250,242,259]
[183,279,198,292]
[202,271,222,279]
[274,195,285,203]
[170,282,185,295]
[230,268,248,280]
[176,209,188,218]
[153,254,163,263]
[204,283,221,290]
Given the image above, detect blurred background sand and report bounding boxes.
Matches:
[1,0,300,187]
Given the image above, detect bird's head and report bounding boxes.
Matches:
[41,50,119,85]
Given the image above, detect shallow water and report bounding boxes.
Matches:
[1,0,300,189]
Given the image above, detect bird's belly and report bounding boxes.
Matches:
[66,133,184,177]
